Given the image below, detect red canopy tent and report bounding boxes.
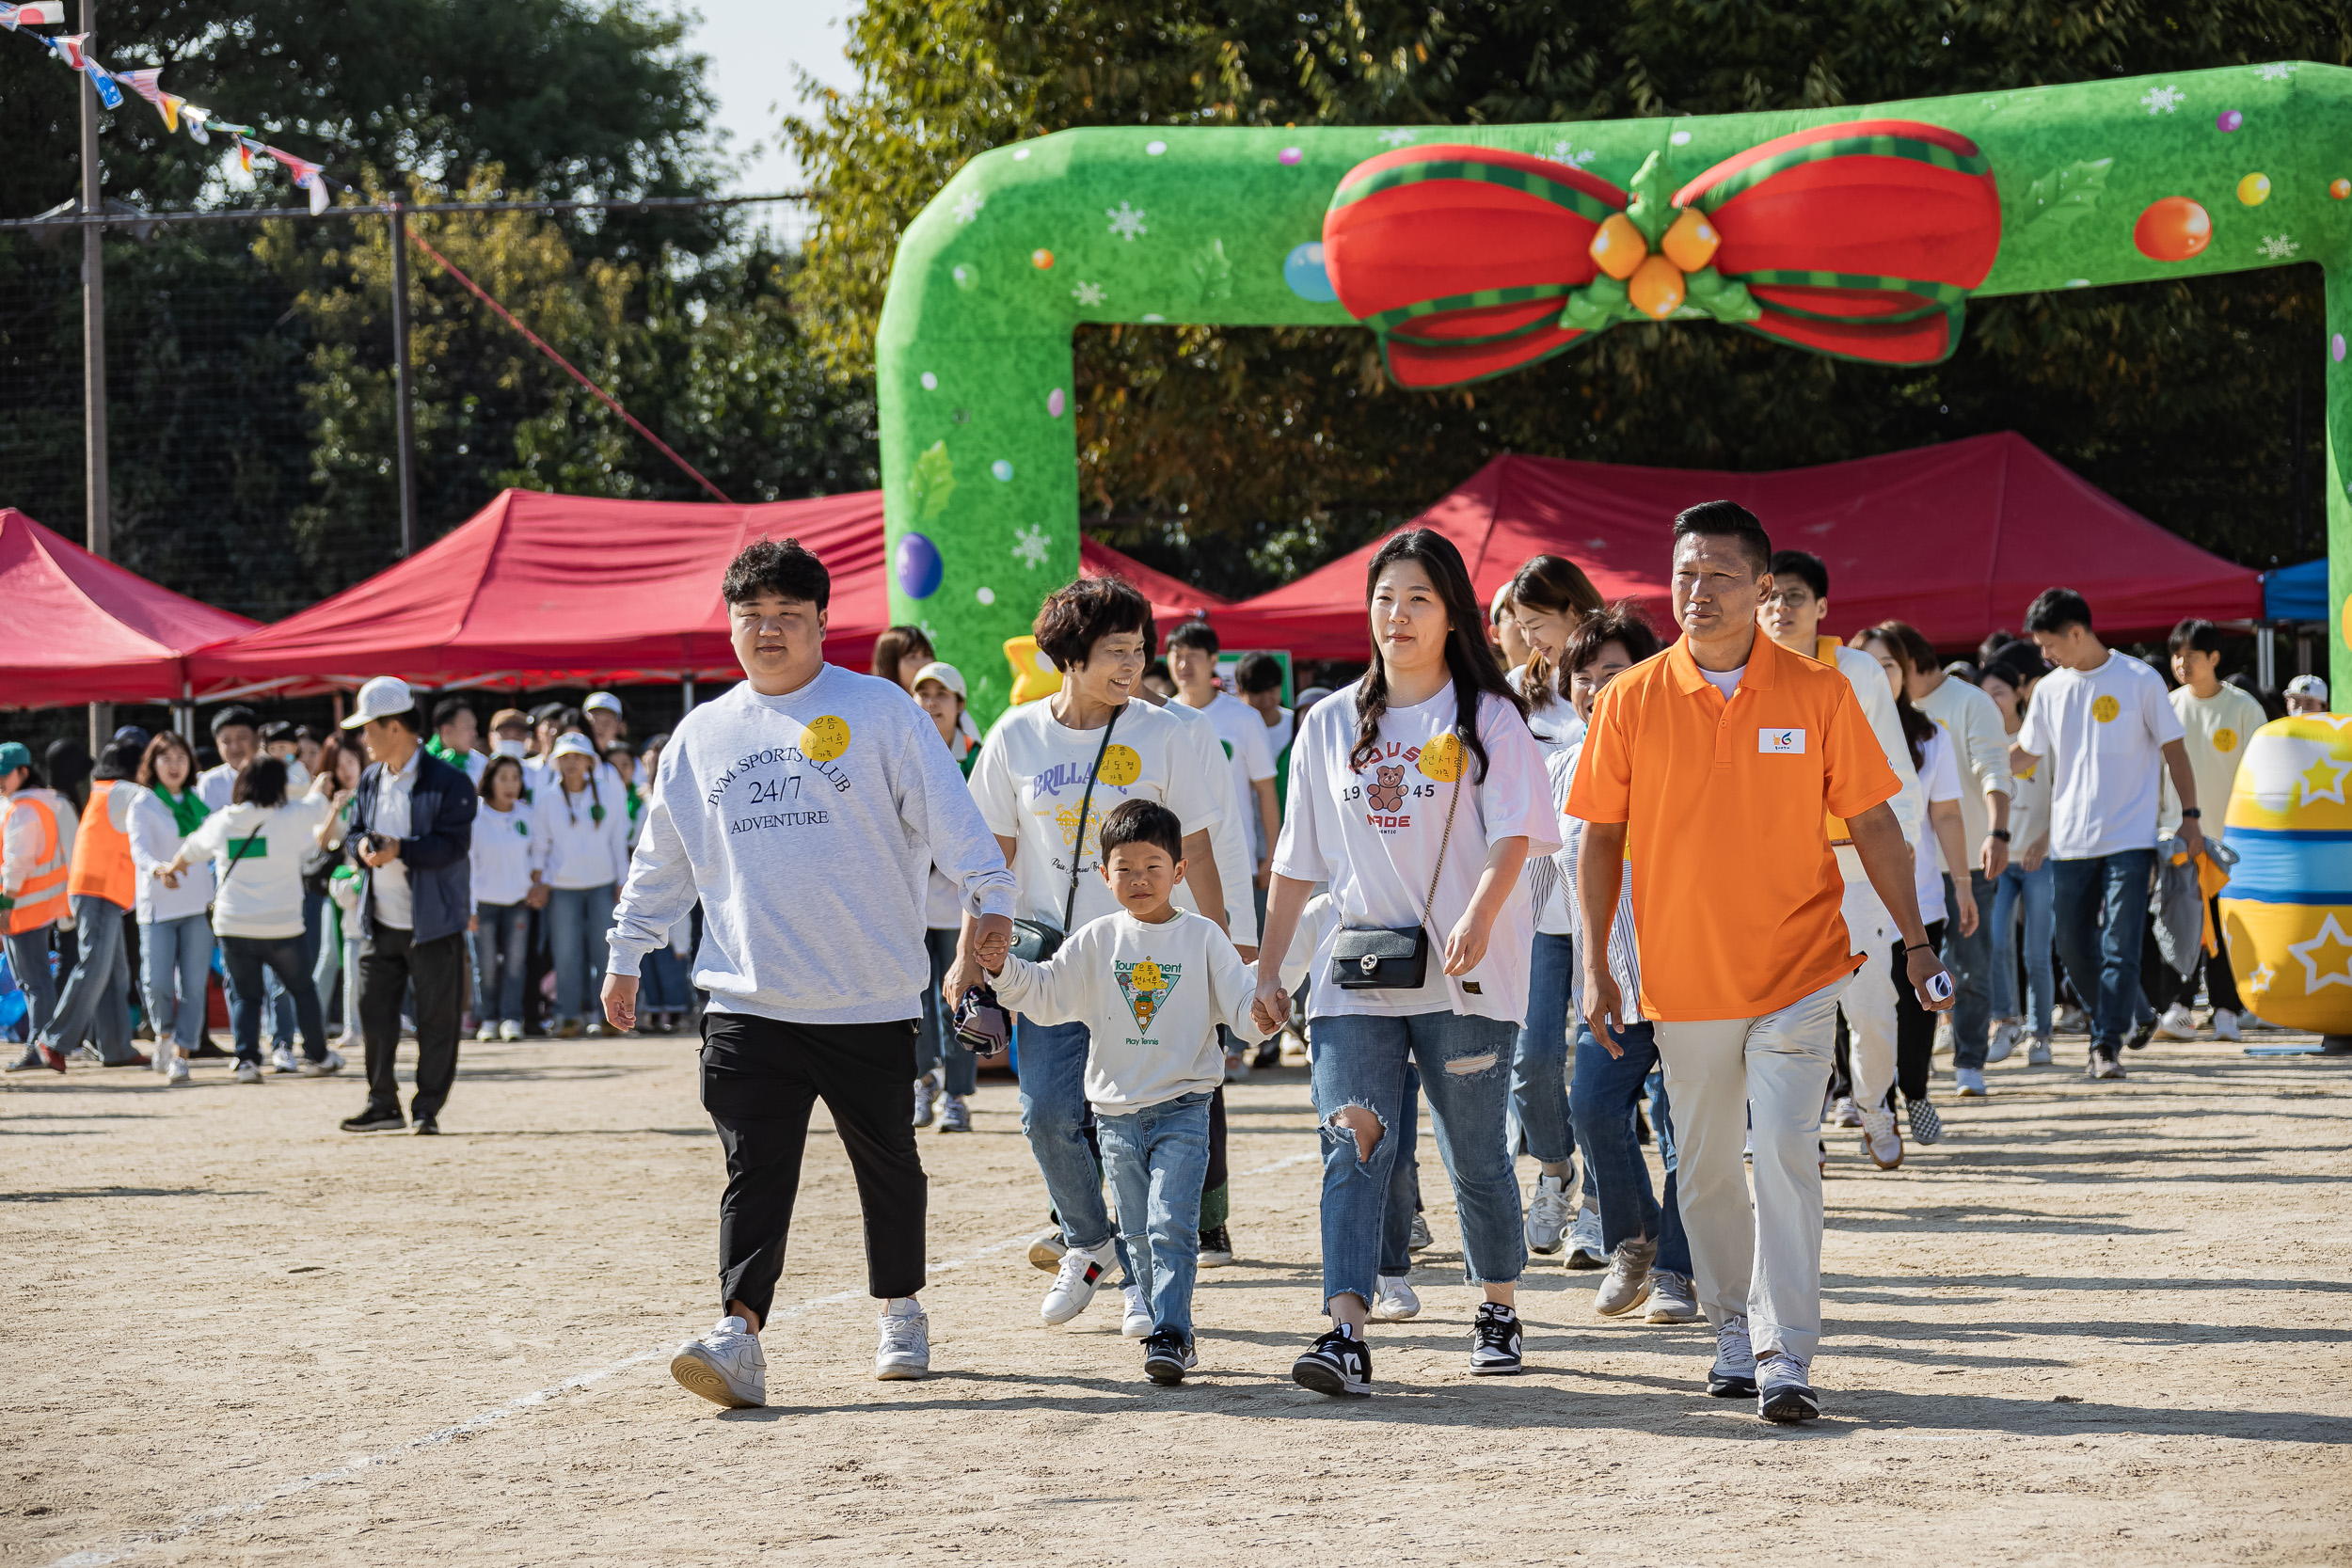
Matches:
[1205,433,2264,659]
[188,489,1225,696]
[0,510,260,708]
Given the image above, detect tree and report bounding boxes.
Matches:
[790,0,2351,604]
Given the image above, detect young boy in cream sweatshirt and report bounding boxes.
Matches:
[986,798,1260,1385]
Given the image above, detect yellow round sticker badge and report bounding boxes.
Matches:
[2215,728,2239,753]
[801,715,852,761]
[1099,744,1143,787]
[2091,695,2121,723]
[1417,733,1465,783]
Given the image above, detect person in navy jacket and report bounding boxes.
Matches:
[335,676,478,1135]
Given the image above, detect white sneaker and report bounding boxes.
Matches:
[1859,1106,1903,1169]
[234,1060,262,1085]
[912,1076,937,1129]
[671,1315,767,1407]
[1565,1202,1607,1269]
[2027,1036,2054,1067]
[165,1053,190,1085]
[1830,1096,1862,1128]
[270,1045,300,1075]
[1040,1244,1111,1324]
[875,1304,930,1379]
[584,1020,607,1038]
[1932,1015,1955,1055]
[152,1043,172,1077]
[499,1020,523,1042]
[1986,1019,2021,1064]
[1120,1284,1152,1338]
[2212,1008,2243,1043]
[1954,1066,1988,1098]
[2153,1003,2199,1041]
[1026,1227,1069,1272]
[476,1022,498,1042]
[299,1049,345,1077]
[1524,1172,1573,1255]
[1708,1313,1757,1397]
[1370,1275,1422,1322]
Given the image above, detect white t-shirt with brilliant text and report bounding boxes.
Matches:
[1914,729,1963,925]
[2017,652,2185,859]
[1186,690,1278,861]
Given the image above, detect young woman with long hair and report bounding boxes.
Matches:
[128,732,215,1083]
[871,625,937,692]
[1507,554,1606,752]
[1254,529,1560,1396]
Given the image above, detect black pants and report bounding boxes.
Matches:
[360,925,468,1119]
[220,933,326,1064]
[702,1012,928,1322]
[2143,893,2245,1016]
[1891,918,1948,1105]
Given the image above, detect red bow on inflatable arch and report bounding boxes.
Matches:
[1322,119,2003,389]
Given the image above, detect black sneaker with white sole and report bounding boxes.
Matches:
[1292,1327,1373,1397]
[1142,1330,1197,1386]
[340,1106,407,1134]
[1756,1353,1820,1423]
[2089,1045,2128,1081]
[1198,1225,1232,1267]
[1470,1302,1523,1375]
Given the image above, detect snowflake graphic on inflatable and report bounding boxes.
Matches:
[1105,201,1148,241]
[1549,140,1599,166]
[2254,61,2298,81]
[2139,84,2185,115]
[1071,280,1107,306]
[1012,525,1051,569]
[952,191,985,224]
[2260,233,2300,260]
[1375,129,1418,147]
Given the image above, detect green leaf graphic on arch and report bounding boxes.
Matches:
[911,440,956,522]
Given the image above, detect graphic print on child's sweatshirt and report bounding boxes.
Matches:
[1115,957,1179,1036]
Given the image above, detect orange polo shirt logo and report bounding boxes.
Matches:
[1565,633,1900,1022]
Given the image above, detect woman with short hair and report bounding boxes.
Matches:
[1255,529,1560,1395]
[872,625,937,691]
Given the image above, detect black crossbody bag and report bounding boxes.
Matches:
[1009,704,1120,965]
[1329,748,1461,990]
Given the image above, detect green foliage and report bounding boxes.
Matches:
[791,0,2352,603]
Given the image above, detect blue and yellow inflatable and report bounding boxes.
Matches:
[2219,715,2352,1035]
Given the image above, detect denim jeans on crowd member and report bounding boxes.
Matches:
[547,883,616,1026]
[1507,930,1577,1169]
[1096,1089,1213,1340]
[1377,1065,1422,1277]
[1309,1010,1526,1313]
[38,895,135,1062]
[1568,1020,1692,1277]
[1015,1017,1128,1276]
[914,927,977,1098]
[471,901,532,1024]
[219,932,326,1064]
[1940,869,1995,1069]
[642,946,693,1016]
[5,927,59,1043]
[140,912,215,1054]
[2051,849,2156,1053]
[311,901,344,1030]
[1990,861,2056,1037]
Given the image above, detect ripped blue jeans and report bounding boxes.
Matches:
[1310,1010,1526,1313]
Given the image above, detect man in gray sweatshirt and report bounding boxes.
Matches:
[605,538,1016,1409]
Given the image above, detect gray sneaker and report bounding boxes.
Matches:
[1708,1314,1756,1397]
[1757,1351,1820,1422]
[875,1306,930,1380]
[2026,1035,2054,1067]
[1524,1172,1573,1255]
[1407,1212,1434,1252]
[1564,1203,1608,1270]
[1593,1237,1657,1317]
[671,1316,768,1408]
[1645,1269,1699,1323]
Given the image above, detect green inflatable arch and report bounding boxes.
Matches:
[877,61,2352,718]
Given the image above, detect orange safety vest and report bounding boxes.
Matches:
[2,792,71,934]
[68,779,136,911]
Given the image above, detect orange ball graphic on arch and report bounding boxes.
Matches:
[2134,197,2212,261]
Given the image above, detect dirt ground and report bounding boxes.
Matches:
[5,1023,2350,1566]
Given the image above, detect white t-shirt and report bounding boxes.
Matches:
[2017,652,2185,859]
[1914,730,1963,926]
[1273,680,1560,1024]
[2160,682,2269,838]
[541,774,634,889]
[1186,690,1278,861]
[972,697,1224,938]
[125,786,215,924]
[1915,674,2014,858]
[2009,745,2054,856]
[195,761,240,812]
[1509,664,1585,756]
[1698,663,1745,700]
[183,795,331,940]
[1157,699,1258,945]
[993,908,1260,1114]
[470,800,551,907]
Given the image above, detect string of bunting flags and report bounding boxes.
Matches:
[1,0,333,213]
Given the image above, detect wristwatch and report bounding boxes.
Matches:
[1990,829,2011,842]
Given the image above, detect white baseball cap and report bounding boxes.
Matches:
[582,691,624,716]
[340,675,416,729]
[2286,673,2328,702]
[911,660,966,699]
[551,733,600,760]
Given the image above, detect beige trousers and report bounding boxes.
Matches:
[1654,974,1847,1365]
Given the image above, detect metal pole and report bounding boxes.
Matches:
[680,674,695,714]
[2258,624,2278,693]
[81,0,111,754]
[389,192,419,557]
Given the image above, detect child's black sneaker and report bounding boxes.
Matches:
[1470,1302,1523,1375]
[1292,1326,1372,1397]
[1142,1329,1197,1386]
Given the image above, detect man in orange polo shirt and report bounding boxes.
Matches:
[1568,500,1952,1424]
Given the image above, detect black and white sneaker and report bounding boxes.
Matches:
[1292,1327,1373,1397]
[340,1105,406,1134]
[1756,1352,1820,1423]
[1198,1225,1232,1267]
[1470,1302,1523,1375]
[2089,1045,2128,1081]
[1142,1330,1197,1386]
[1708,1314,1758,1398]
